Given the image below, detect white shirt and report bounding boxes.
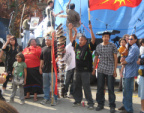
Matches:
[140,46,144,55]
[62,42,75,71]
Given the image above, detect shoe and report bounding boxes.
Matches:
[73,102,81,107]
[110,107,115,113]
[87,105,94,110]
[118,106,125,111]
[20,101,25,105]
[140,111,144,113]
[40,99,49,105]
[95,105,104,111]
[117,89,122,92]
[68,94,73,98]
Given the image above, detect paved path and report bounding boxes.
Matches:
[1,83,141,113]
[0,67,141,113]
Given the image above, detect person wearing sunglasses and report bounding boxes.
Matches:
[119,34,139,113]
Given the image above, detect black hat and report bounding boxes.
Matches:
[96,30,120,36]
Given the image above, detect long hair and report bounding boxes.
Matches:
[0,100,19,113]
[27,38,37,47]
[9,36,18,47]
[139,38,144,46]
[128,34,139,50]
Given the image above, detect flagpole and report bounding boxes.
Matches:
[80,0,82,33]
[88,0,91,24]
[51,34,54,105]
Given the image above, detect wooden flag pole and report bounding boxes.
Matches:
[51,33,54,105]
[88,0,91,25]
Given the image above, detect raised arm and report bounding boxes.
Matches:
[89,24,96,44]
[52,10,64,17]
[67,0,71,7]
[68,23,74,43]
[72,27,77,40]
[2,37,10,50]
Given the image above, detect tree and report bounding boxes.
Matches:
[0,0,44,37]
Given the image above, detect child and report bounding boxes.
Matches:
[118,38,128,78]
[9,52,27,105]
[137,38,144,113]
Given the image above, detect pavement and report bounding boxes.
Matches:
[0,67,142,113]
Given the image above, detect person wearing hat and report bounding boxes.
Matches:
[68,23,95,110]
[39,35,56,105]
[92,31,117,113]
[66,0,80,45]
[46,0,63,28]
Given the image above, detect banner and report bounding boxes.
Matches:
[89,0,142,11]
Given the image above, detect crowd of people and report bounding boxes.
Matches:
[0,0,144,113]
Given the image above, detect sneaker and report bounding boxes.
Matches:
[68,94,73,98]
[110,107,115,113]
[73,102,81,107]
[118,106,125,111]
[20,101,25,105]
[95,105,104,111]
[87,105,94,110]
[40,99,49,105]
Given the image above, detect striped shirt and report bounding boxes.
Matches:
[124,43,139,78]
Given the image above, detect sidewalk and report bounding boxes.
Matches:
[1,83,141,113]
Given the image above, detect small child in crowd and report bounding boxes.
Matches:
[118,38,128,77]
[9,52,27,105]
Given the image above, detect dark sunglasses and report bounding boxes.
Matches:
[128,39,133,40]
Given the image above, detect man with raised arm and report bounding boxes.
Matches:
[68,23,96,110]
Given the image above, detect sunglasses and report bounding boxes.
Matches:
[128,39,133,40]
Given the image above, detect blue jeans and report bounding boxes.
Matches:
[122,77,134,113]
[23,30,30,49]
[96,73,116,108]
[42,73,55,100]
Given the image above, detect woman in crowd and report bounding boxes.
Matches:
[120,34,139,113]
[22,38,43,101]
[0,35,22,92]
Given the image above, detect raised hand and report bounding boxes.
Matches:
[89,24,92,30]
[68,23,73,30]
[73,27,77,33]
